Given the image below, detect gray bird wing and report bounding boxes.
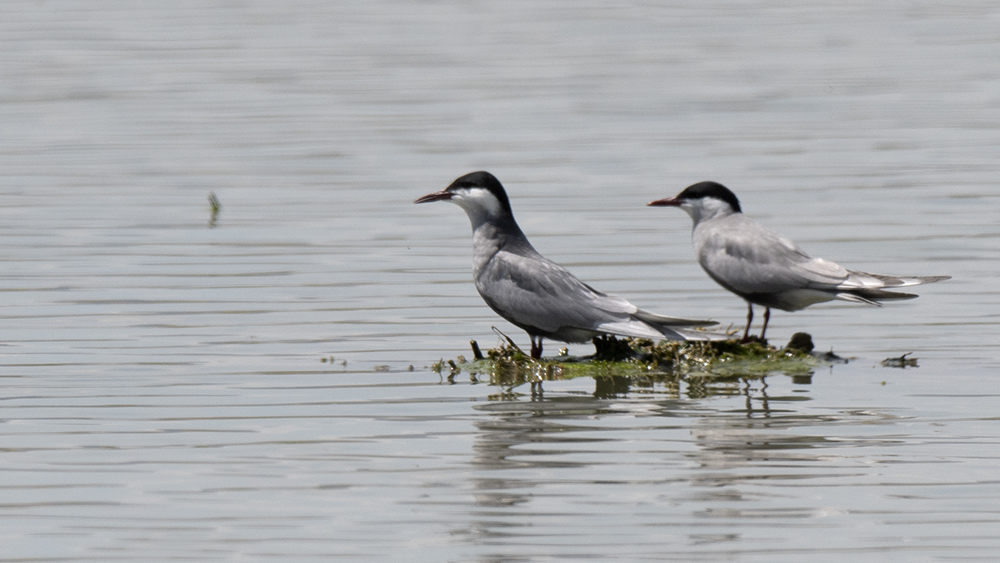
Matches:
[836,270,951,290]
[694,215,849,295]
[695,215,949,299]
[474,247,717,341]
[474,248,642,335]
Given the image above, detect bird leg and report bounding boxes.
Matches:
[759,307,771,341]
[530,336,543,359]
[741,303,754,342]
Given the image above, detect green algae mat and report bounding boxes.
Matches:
[432,332,847,391]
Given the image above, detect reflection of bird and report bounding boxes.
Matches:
[649,181,950,342]
[415,171,719,358]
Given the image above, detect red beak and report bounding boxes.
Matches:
[414,190,453,204]
[647,196,681,207]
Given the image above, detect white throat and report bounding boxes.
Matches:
[685,197,736,226]
[451,187,504,227]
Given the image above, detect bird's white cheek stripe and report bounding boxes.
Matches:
[456,188,503,218]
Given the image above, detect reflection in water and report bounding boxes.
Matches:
[457,374,859,550]
[465,354,816,405]
[450,368,976,559]
[592,375,632,399]
[465,397,620,514]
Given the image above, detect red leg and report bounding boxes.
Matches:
[760,307,771,341]
[530,336,543,359]
[741,303,754,342]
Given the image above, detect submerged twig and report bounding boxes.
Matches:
[881,352,918,368]
[208,192,221,228]
[491,326,525,356]
[470,340,484,361]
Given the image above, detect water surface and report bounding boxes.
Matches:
[1,1,998,561]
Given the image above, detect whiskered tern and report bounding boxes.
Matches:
[416,171,720,358]
[649,181,949,341]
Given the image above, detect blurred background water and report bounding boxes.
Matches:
[0,1,998,561]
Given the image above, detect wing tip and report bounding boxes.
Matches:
[847,270,951,288]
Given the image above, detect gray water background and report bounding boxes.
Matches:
[1,1,998,561]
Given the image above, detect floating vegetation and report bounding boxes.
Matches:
[431,331,847,392]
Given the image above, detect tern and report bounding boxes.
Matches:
[648,181,949,342]
[416,171,719,358]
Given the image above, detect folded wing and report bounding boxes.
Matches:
[477,249,716,341]
[697,216,949,305]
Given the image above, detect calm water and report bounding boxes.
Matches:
[1,1,999,561]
